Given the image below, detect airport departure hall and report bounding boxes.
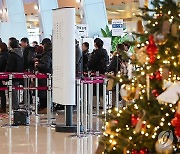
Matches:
[0,0,180,153]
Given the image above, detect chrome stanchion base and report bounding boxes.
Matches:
[69,132,88,138]
[55,125,77,132]
[88,130,102,136]
[1,124,19,128]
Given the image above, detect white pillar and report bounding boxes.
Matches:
[83,0,108,37]
[37,0,58,39]
[0,0,28,43]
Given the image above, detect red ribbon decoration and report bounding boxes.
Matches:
[146,35,158,64]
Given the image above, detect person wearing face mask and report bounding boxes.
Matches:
[88,38,109,74]
[0,43,9,113]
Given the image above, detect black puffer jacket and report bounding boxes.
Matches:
[88,48,109,74]
[36,51,52,74]
[6,48,24,72]
[76,44,83,77]
[36,50,52,99]
[83,50,89,72]
[23,46,36,72]
[0,51,9,72]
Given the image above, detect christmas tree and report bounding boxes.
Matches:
[98,0,180,153]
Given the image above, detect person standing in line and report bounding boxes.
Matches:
[6,37,24,110]
[35,42,52,114]
[82,42,90,73]
[32,41,39,48]
[108,44,129,75]
[88,38,109,74]
[21,38,36,106]
[0,43,9,113]
[21,38,36,72]
[76,39,83,77]
[88,38,109,108]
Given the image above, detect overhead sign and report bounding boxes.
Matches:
[112,19,124,36]
[76,24,88,38]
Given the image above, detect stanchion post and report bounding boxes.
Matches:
[103,78,107,127]
[35,72,38,115]
[84,83,88,134]
[80,82,84,127]
[109,91,112,109]
[24,76,28,110]
[8,74,13,126]
[47,74,52,125]
[27,73,30,113]
[116,83,119,109]
[76,79,81,137]
[96,71,100,132]
[89,77,93,132]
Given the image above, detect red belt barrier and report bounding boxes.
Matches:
[0,72,48,79]
[81,80,103,84]
[14,86,48,91]
[0,86,48,91]
[0,75,8,79]
[0,87,8,91]
[83,76,105,80]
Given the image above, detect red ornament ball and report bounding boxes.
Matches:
[131,149,139,154]
[139,148,149,154]
[131,115,139,126]
[152,89,159,97]
[155,71,162,80]
[150,74,155,80]
[171,113,180,137]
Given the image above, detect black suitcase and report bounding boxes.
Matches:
[14,110,29,126]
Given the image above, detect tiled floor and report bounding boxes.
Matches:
[0,113,100,154]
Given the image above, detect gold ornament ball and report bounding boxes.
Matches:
[120,84,136,101]
[155,138,173,154]
[134,47,149,64]
[171,22,178,37]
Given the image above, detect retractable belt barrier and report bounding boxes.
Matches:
[75,71,120,138]
[0,72,52,127]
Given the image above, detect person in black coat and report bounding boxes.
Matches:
[6,37,24,110]
[0,43,9,113]
[82,42,90,72]
[35,42,52,113]
[76,40,83,77]
[88,38,109,74]
[21,38,36,72]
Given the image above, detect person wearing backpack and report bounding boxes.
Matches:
[108,44,129,75]
[88,38,109,74]
[6,37,24,110]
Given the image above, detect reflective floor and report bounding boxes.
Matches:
[0,114,100,154]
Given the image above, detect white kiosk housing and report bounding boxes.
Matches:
[52,7,76,132]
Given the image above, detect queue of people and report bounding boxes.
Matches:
[0,37,52,113]
[77,38,130,76]
[0,37,130,113]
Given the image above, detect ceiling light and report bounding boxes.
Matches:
[34,5,38,10]
[117,10,125,12]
